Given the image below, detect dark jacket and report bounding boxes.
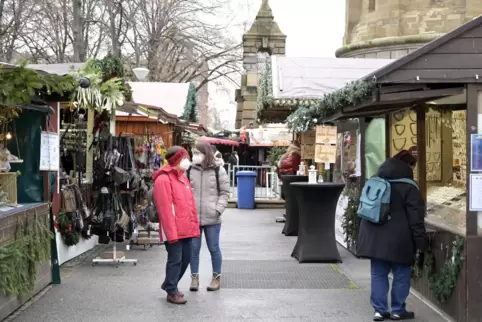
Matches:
[356,158,428,265]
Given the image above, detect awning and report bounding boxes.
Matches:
[197,136,240,147]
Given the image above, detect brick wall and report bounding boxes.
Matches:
[344,0,482,45]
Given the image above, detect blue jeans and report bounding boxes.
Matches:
[163,238,192,295]
[190,224,222,274]
[370,259,411,314]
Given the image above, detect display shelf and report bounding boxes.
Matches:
[426,185,466,232]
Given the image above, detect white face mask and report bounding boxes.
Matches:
[179,158,191,170]
[192,154,204,165]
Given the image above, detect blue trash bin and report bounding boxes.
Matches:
[236,171,257,209]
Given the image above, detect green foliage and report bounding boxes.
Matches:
[182,83,198,123]
[96,53,125,81]
[285,81,374,132]
[267,146,287,167]
[0,61,74,106]
[428,236,465,303]
[341,183,359,247]
[70,59,125,112]
[0,215,52,296]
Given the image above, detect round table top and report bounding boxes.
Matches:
[290,182,345,189]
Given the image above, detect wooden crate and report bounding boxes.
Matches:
[0,172,17,204]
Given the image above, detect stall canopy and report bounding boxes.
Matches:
[258,56,394,122]
[197,136,239,147]
[249,125,292,147]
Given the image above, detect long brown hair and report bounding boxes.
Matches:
[195,142,216,168]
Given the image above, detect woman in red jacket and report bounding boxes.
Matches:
[278,142,302,177]
[152,146,200,305]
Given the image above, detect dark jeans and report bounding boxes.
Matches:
[163,238,192,295]
[190,224,222,274]
[370,259,411,314]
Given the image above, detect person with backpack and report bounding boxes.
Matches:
[152,146,200,305]
[356,150,427,321]
[187,142,230,292]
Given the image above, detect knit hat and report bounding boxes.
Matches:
[167,147,189,166]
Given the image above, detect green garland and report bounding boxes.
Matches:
[428,236,465,303]
[412,236,465,304]
[267,146,287,167]
[341,184,359,247]
[0,61,74,105]
[182,83,198,123]
[56,211,80,247]
[0,215,52,296]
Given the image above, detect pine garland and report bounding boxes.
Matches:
[428,236,465,303]
[181,83,198,122]
[341,183,359,247]
[0,61,74,105]
[0,215,52,296]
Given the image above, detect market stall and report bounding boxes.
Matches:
[294,16,482,322]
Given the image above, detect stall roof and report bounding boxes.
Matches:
[363,14,482,84]
[27,63,85,75]
[271,56,394,99]
[128,82,190,117]
[197,136,239,147]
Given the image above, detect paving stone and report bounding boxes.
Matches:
[9,209,449,322]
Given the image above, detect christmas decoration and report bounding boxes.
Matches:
[181,83,198,122]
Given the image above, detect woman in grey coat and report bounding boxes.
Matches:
[187,142,230,292]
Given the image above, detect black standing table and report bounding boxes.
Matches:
[290,182,345,263]
[280,175,308,236]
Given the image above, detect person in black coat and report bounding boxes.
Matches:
[356,150,427,321]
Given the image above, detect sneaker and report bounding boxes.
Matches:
[374,312,391,321]
[166,293,187,305]
[390,311,415,320]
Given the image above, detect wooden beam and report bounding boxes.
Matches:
[416,104,427,201]
[378,84,428,94]
[466,84,480,236]
[380,87,464,102]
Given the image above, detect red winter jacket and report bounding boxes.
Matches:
[279,152,301,175]
[152,165,200,243]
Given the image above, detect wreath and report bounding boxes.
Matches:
[56,211,80,247]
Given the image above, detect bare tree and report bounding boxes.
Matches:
[123,0,243,89]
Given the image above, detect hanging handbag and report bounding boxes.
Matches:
[112,166,130,185]
[115,196,130,230]
[61,186,77,213]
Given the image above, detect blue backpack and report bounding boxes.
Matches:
[357,177,418,224]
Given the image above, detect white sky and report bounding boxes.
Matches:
[212,0,346,129]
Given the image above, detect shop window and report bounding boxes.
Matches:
[389,106,467,234]
[368,0,376,12]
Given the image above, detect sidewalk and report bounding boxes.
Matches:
[10,209,446,322]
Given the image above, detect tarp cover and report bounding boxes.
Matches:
[8,110,45,203]
[197,136,239,147]
[271,56,394,99]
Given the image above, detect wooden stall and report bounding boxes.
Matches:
[323,16,482,322]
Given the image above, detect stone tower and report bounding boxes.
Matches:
[337,0,482,58]
[235,0,286,129]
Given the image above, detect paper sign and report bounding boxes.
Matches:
[301,144,315,159]
[315,126,337,145]
[470,174,482,211]
[301,131,316,145]
[315,144,337,163]
[40,132,59,171]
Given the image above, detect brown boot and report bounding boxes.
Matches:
[207,273,221,291]
[162,282,184,297]
[166,293,187,304]
[189,274,199,292]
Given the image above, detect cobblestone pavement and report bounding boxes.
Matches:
[11,209,447,322]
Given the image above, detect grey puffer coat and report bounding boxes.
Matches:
[188,158,230,226]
